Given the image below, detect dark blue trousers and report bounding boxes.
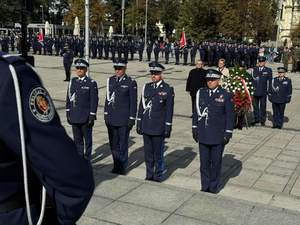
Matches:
[175,53,180,64]
[72,123,93,159]
[0,206,39,225]
[199,143,224,193]
[272,103,286,128]
[107,125,129,171]
[143,135,165,181]
[253,95,267,123]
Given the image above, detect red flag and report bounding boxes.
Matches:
[37,30,44,42]
[180,31,186,48]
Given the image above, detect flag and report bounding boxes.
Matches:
[37,29,44,43]
[180,31,186,48]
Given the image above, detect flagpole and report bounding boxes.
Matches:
[85,0,90,75]
[144,0,148,50]
[122,0,125,35]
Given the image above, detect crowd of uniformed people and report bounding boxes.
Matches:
[3,33,299,68]
[0,31,295,225]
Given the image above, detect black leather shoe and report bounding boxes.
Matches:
[111,168,119,174]
[119,169,127,175]
[261,122,265,126]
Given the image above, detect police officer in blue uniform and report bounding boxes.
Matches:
[104,58,137,175]
[138,39,144,61]
[174,41,180,65]
[97,36,104,59]
[66,59,99,160]
[251,56,273,126]
[268,67,292,129]
[136,62,174,182]
[62,43,74,82]
[0,52,94,225]
[146,40,153,61]
[192,69,234,193]
[164,40,171,64]
[154,40,160,63]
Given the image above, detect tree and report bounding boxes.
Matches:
[175,0,277,43]
[0,0,52,26]
[216,0,243,40]
[106,0,130,34]
[159,0,180,37]
[64,0,106,34]
[124,0,160,39]
[176,0,219,41]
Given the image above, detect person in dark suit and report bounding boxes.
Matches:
[104,58,137,175]
[66,59,99,160]
[186,60,207,117]
[192,69,234,193]
[268,67,292,129]
[251,56,273,126]
[136,62,174,182]
[0,52,94,225]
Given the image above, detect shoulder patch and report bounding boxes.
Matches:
[29,87,55,123]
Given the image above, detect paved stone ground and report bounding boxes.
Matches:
[30,54,300,224]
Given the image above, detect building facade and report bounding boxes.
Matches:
[277,0,300,46]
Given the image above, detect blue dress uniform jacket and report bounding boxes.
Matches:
[66,76,99,123]
[0,52,94,225]
[104,75,137,126]
[252,67,273,97]
[268,77,292,104]
[137,80,174,181]
[104,74,137,174]
[137,81,175,136]
[192,86,234,193]
[252,66,273,124]
[268,76,292,128]
[192,87,234,145]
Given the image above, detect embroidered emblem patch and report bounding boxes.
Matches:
[29,87,55,123]
[158,91,167,96]
[215,94,224,103]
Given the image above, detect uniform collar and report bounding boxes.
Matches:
[209,87,218,94]
[78,76,87,81]
[116,74,126,82]
[153,80,163,88]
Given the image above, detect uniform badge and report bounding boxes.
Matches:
[158,92,167,96]
[29,87,55,123]
[215,94,224,103]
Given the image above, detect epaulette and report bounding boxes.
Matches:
[0,53,25,65]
